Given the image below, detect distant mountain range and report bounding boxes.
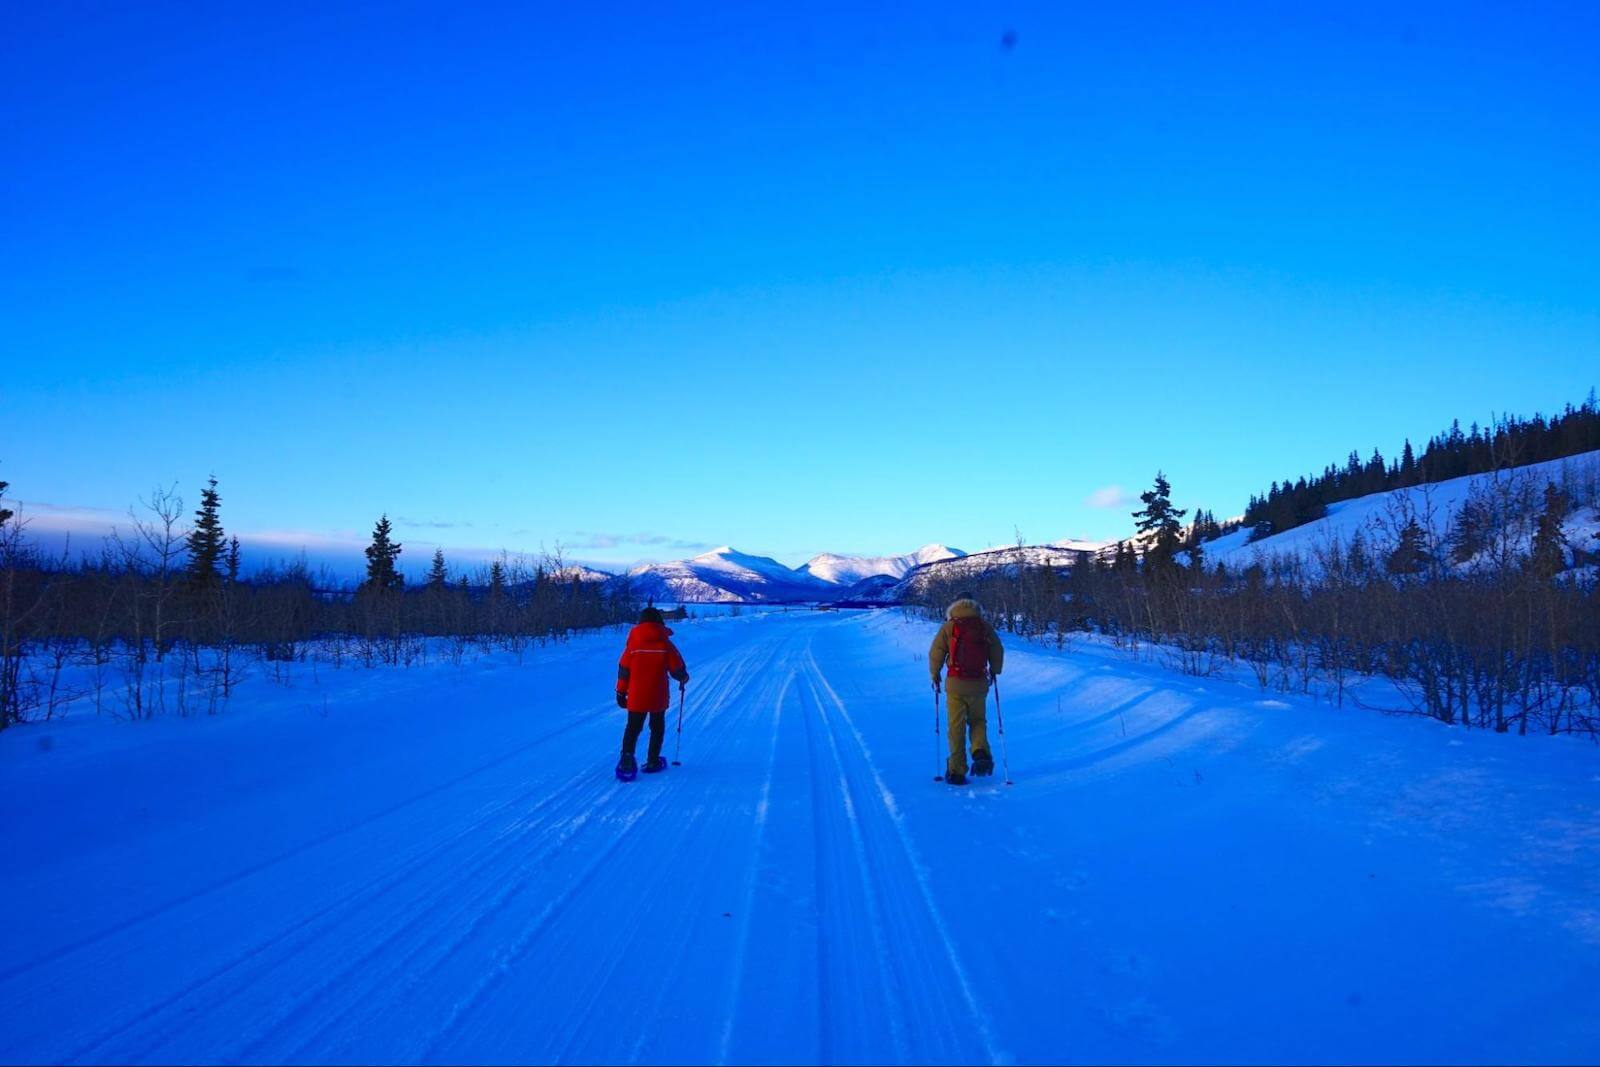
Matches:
[609,544,968,603]
[879,541,1104,601]
[592,540,1129,604]
[796,544,962,585]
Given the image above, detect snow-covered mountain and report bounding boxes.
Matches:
[797,544,965,586]
[551,564,616,584]
[885,542,1105,601]
[622,547,832,604]
[618,544,976,603]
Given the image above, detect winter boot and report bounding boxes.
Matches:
[946,770,970,786]
[642,755,668,774]
[615,753,639,781]
[971,749,995,777]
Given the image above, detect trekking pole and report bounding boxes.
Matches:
[933,680,945,782]
[672,682,686,766]
[993,675,1014,786]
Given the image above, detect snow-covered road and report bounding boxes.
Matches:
[3,609,1598,1064]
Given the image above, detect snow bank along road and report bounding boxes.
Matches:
[3,610,1598,1064]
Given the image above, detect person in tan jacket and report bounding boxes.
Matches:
[928,594,1005,785]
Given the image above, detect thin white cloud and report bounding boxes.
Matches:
[395,516,474,530]
[245,529,367,549]
[8,500,125,533]
[13,500,122,516]
[1084,485,1135,510]
[566,531,713,552]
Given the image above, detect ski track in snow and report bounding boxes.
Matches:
[3,610,1599,1064]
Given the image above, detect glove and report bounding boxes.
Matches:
[931,677,941,691]
[616,691,628,709]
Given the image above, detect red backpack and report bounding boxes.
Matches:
[948,617,991,680]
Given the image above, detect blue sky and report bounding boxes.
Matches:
[4,2,1597,574]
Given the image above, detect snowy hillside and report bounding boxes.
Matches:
[624,546,831,603]
[798,544,965,586]
[4,610,1596,1063]
[550,564,615,584]
[1201,449,1600,572]
[888,542,1104,600]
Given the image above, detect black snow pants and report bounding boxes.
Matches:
[622,710,666,760]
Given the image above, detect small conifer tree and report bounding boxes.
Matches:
[185,476,227,589]
[363,515,404,592]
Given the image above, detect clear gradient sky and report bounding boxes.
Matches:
[4,2,1597,573]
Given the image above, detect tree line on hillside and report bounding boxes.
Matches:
[915,457,1600,738]
[0,476,639,729]
[1241,392,1600,541]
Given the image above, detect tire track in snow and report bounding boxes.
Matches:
[418,627,797,1065]
[38,632,778,1065]
[405,798,658,1064]
[714,669,790,1065]
[63,766,596,1065]
[314,632,788,1064]
[320,633,793,1062]
[799,663,910,1063]
[33,730,618,1063]
[807,646,1006,1065]
[237,768,621,1062]
[610,627,802,1065]
[0,696,613,991]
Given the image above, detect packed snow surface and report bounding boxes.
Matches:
[3,611,1598,1064]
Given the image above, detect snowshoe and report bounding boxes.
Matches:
[642,755,668,774]
[971,750,995,777]
[946,770,970,786]
[615,754,639,782]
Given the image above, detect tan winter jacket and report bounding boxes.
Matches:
[928,598,1005,695]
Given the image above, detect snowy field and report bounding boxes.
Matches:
[3,609,1598,1065]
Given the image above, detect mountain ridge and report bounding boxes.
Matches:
[616,543,967,603]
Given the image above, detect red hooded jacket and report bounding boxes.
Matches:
[616,621,689,713]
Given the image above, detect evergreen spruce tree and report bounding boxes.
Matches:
[1365,449,1386,494]
[1528,484,1569,579]
[1385,520,1433,576]
[488,559,506,594]
[1132,471,1188,573]
[185,476,227,589]
[1346,527,1371,577]
[225,536,241,583]
[427,548,448,589]
[1449,500,1487,565]
[363,514,404,592]
[0,476,12,529]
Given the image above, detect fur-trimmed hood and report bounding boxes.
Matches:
[946,597,982,620]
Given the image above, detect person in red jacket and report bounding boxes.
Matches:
[614,606,690,778]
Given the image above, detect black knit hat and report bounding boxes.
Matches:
[639,606,664,624]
